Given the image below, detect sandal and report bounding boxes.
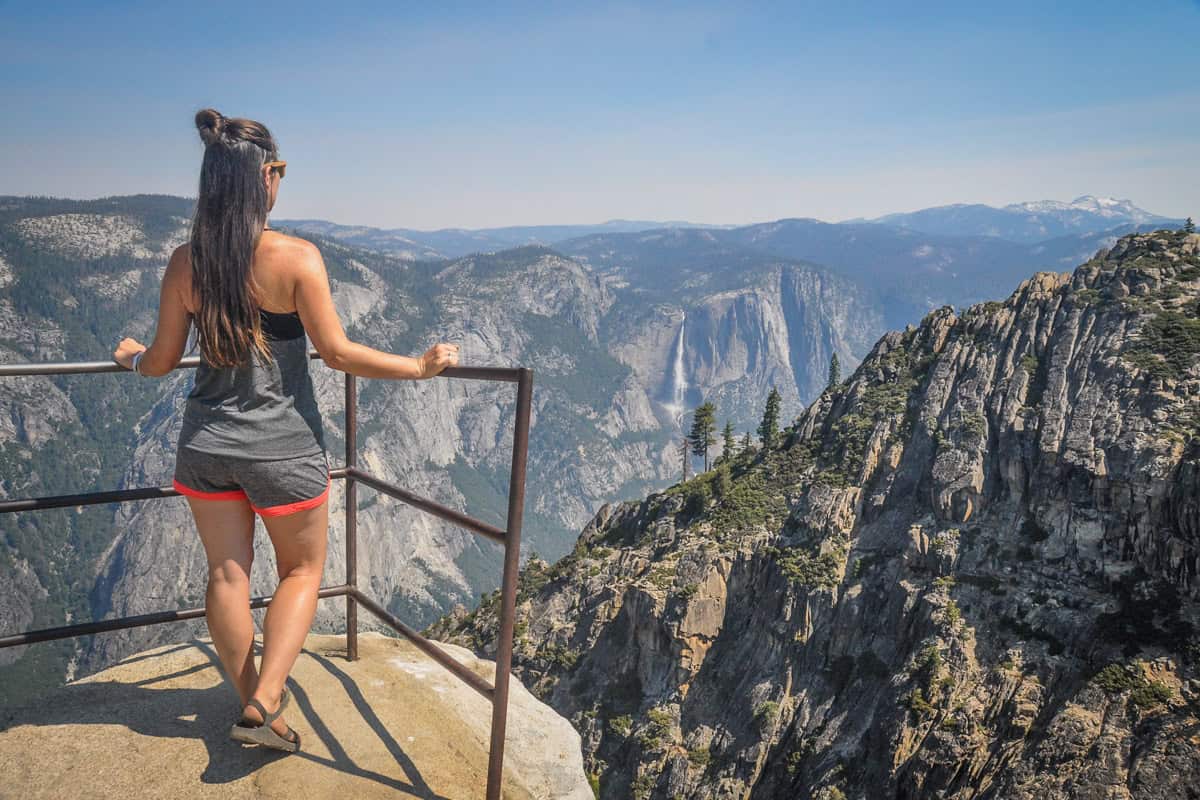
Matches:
[230,687,301,753]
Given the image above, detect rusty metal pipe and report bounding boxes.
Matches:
[486,367,533,800]
[346,467,507,544]
[345,372,359,662]
[350,588,495,700]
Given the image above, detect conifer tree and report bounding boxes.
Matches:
[828,352,841,388]
[757,387,781,449]
[688,401,717,472]
[741,431,752,451]
[716,419,736,465]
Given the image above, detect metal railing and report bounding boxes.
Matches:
[0,349,533,800]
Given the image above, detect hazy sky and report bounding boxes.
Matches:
[3,1,1197,229]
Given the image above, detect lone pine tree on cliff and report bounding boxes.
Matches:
[758,387,781,448]
[828,352,841,388]
[688,400,717,472]
[716,419,736,466]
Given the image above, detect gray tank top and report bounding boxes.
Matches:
[178,308,327,460]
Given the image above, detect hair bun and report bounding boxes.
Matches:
[195,108,225,146]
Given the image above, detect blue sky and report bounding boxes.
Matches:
[2,1,1197,228]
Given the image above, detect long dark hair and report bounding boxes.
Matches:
[189,107,278,368]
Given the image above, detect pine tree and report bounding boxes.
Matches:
[688,401,718,472]
[679,436,692,482]
[827,352,841,389]
[1185,217,1196,234]
[716,419,736,465]
[741,431,752,451]
[757,387,781,449]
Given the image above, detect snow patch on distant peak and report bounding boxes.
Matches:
[1004,195,1157,222]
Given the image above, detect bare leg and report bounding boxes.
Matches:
[241,495,329,738]
[186,494,259,707]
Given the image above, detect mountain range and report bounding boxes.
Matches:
[864,195,1179,243]
[276,195,1181,259]
[0,190,1190,743]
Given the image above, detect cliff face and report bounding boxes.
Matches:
[426,230,1200,799]
[606,262,884,433]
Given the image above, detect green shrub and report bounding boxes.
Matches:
[714,463,732,499]
[754,700,780,733]
[961,412,986,440]
[902,687,934,716]
[709,469,787,536]
[542,643,581,669]
[1095,663,1139,692]
[683,479,713,517]
[1093,662,1172,708]
[913,642,943,677]
[646,563,675,590]
[772,545,843,590]
[940,599,960,633]
[1130,680,1173,709]
[631,772,656,800]
[637,707,674,750]
[608,714,633,737]
[1123,310,1200,379]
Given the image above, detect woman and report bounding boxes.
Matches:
[112,108,459,753]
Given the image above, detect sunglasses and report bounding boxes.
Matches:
[264,160,287,178]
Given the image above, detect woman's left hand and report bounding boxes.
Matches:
[114,337,147,370]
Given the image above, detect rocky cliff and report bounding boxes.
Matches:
[426,229,1200,799]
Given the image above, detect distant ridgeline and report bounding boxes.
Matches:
[427,230,1200,799]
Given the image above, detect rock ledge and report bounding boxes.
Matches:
[0,631,592,800]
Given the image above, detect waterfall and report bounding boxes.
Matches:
[664,311,688,418]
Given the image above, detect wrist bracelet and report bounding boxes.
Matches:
[132,351,146,376]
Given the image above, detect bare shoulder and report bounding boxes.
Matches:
[274,235,326,287]
[266,231,323,271]
[266,229,319,255]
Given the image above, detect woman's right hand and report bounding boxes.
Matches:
[418,342,459,378]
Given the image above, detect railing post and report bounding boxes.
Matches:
[345,371,359,662]
[486,367,533,800]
